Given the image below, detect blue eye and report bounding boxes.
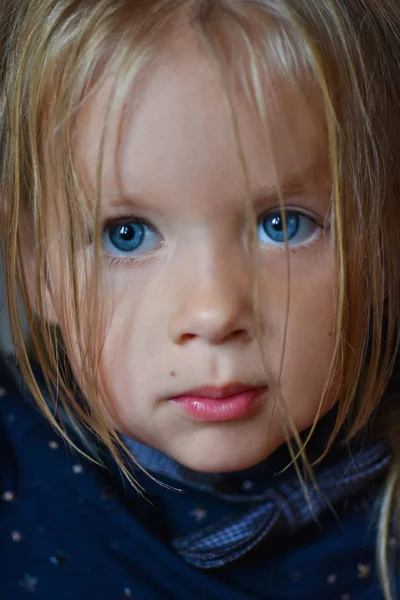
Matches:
[102,221,162,257]
[258,210,318,247]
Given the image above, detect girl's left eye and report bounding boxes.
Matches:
[257,210,319,247]
[102,220,162,257]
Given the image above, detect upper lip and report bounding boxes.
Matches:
[174,383,266,400]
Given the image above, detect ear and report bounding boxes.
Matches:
[22,247,59,326]
[0,191,60,329]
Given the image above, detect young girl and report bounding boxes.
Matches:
[1,0,400,598]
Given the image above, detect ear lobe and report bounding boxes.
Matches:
[22,250,59,326]
[39,280,59,325]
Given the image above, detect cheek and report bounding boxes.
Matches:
[282,279,335,425]
[284,289,334,385]
[100,275,165,358]
[261,250,335,423]
[93,280,160,397]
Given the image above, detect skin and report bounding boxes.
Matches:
[59,30,335,473]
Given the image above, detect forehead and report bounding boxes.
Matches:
[76,29,328,212]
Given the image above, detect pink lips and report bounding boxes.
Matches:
[169,384,266,422]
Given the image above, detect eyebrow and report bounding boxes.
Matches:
[104,167,331,213]
[252,182,309,207]
[106,195,148,212]
[252,176,331,208]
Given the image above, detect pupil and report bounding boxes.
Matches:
[120,225,135,241]
[264,212,299,243]
[108,222,145,252]
[272,216,283,231]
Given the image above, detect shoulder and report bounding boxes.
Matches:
[0,358,159,526]
[0,359,45,439]
[0,359,69,508]
[0,359,59,496]
[0,359,119,517]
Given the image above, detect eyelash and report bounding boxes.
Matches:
[100,207,328,267]
[260,209,323,248]
[102,215,161,265]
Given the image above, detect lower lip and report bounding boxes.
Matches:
[170,388,265,422]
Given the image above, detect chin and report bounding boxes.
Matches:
[169,440,277,474]
[187,457,264,474]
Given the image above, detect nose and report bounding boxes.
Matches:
[168,246,254,346]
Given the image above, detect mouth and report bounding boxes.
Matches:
[168,383,267,422]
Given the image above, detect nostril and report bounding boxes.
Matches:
[232,329,247,339]
[228,329,252,344]
[179,333,197,344]
[178,328,249,346]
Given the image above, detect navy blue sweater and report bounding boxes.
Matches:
[0,361,391,599]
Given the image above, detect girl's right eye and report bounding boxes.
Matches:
[102,220,162,258]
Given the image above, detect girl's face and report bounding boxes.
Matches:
[69,34,335,472]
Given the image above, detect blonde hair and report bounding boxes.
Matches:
[1,0,400,595]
